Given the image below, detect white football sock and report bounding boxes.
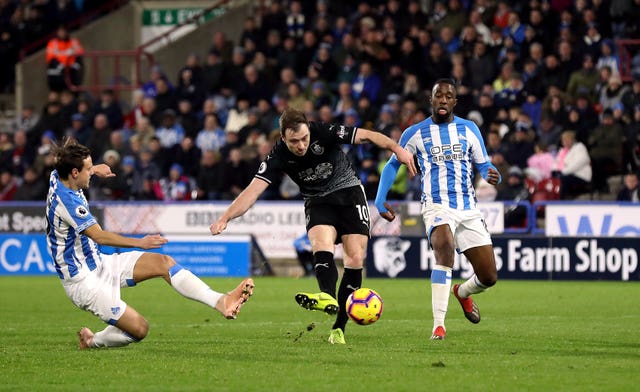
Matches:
[431,264,452,331]
[169,265,223,308]
[457,274,488,298]
[93,325,137,347]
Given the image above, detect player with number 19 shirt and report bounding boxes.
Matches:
[211,108,416,344]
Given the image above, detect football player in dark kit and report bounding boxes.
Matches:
[211,107,416,344]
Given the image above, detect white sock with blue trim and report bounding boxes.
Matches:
[457,274,488,298]
[169,264,223,308]
[93,325,137,347]
[431,264,452,331]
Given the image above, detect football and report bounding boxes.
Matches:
[346,288,383,325]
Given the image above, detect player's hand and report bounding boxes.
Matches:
[91,164,116,178]
[394,148,417,177]
[138,234,168,249]
[486,167,500,185]
[210,220,228,236]
[379,202,397,222]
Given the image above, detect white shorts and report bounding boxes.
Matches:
[62,251,143,325]
[422,203,492,253]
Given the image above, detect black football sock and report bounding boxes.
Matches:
[313,251,338,298]
[332,267,363,331]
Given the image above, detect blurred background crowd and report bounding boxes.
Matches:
[1,0,640,216]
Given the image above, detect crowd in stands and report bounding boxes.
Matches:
[2,0,640,221]
[0,0,112,93]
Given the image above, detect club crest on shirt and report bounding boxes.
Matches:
[258,161,267,174]
[310,141,324,155]
[111,306,121,315]
[75,206,88,218]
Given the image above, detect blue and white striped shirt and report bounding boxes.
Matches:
[45,170,101,281]
[377,116,499,211]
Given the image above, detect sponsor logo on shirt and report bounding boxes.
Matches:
[430,143,464,163]
[75,206,88,218]
[298,163,333,181]
[310,141,325,155]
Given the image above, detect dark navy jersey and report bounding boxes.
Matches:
[255,122,362,198]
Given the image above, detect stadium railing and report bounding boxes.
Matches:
[615,38,640,82]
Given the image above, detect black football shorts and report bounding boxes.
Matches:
[304,185,371,243]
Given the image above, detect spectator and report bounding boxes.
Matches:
[9,130,35,177]
[0,131,12,169]
[351,61,382,103]
[0,168,17,201]
[12,103,40,133]
[225,95,251,134]
[503,123,535,169]
[155,109,185,149]
[13,166,47,201]
[141,65,171,98]
[496,166,530,228]
[220,147,252,200]
[29,101,66,144]
[599,73,629,113]
[86,113,112,164]
[196,114,226,153]
[168,137,200,179]
[588,109,624,192]
[567,54,599,101]
[537,115,563,149]
[154,163,194,201]
[554,130,592,199]
[616,172,640,202]
[210,30,233,63]
[527,143,556,183]
[595,39,619,74]
[45,26,84,91]
[154,78,178,114]
[93,89,123,130]
[195,150,224,200]
[238,108,268,147]
[176,99,199,139]
[202,49,225,95]
[621,77,640,122]
[90,149,124,201]
[176,68,205,110]
[132,147,161,200]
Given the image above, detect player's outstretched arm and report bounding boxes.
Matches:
[84,224,168,249]
[354,128,417,177]
[210,178,269,235]
[375,159,401,222]
[90,163,116,178]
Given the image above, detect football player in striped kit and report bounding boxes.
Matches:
[376,79,501,340]
[46,138,254,349]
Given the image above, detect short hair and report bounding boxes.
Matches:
[434,78,456,88]
[53,137,91,179]
[279,107,308,136]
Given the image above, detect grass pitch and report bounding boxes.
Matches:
[1,276,638,391]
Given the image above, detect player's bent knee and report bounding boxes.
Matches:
[130,318,149,341]
[480,274,497,288]
[161,255,176,269]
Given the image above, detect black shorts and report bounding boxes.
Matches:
[304,185,370,243]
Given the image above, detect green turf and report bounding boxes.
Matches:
[0,276,638,391]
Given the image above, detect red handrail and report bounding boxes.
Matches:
[62,50,154,96]
[615,39,640,82]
